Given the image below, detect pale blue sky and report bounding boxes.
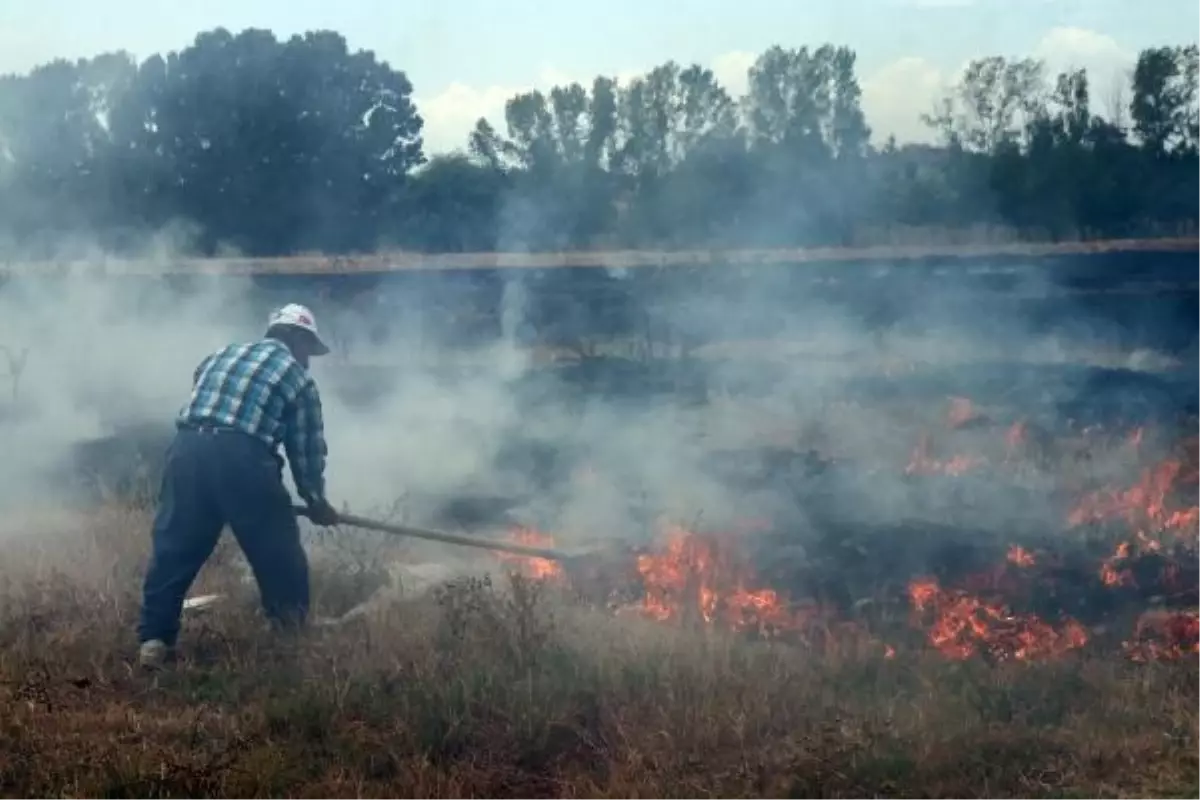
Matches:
[1,0,1196,151]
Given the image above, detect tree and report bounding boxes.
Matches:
[104,28,423,255]
[0,32,1196,256]
[1130,45,1199,156]
[394,154,508,251]
[467,78,620,248]
[924,56,1046,152]
[609,61,744,244]
[0,54,139,253]
[740,45,870,245]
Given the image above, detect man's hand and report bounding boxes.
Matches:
[306,498,340,526]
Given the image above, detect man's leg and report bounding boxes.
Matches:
[213,434,310,630]
[138,430,223,649]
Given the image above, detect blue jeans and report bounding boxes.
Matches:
[137,425,310,646]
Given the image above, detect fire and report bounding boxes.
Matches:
[499,527,564,581]
[1123,609,1200,662]
[632,524,796,633]
[625,523,887,656]
[1006,544,1036,567]
[905,432,985,476]
[485,422,1196,666]
[1099,541,1135,587]
[1068,448,1199,589]
[1068,455,1200,541]
[907,578,1089,661]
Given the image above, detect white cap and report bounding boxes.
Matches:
[267,303,330,356]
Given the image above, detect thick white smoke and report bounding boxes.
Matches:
[0,228,1187,570]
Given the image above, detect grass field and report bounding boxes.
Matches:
[3,356,1197,798]
[0,502,1196,798]
[5,232,1196,276]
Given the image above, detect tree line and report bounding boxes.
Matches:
[0,28,1196,258]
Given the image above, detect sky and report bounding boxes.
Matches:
[0,0,1196,154]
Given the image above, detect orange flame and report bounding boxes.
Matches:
[1068,456,1200,540]
[628,524,882,651]
[1006,545,1036,568]
[907,577,1088,661]
[488,425,1195,666]
[500,527,564,581]
[1123,609,1200,662]
[905,432,985,476]
[633,524,796,632]
[1099,541,1135,588]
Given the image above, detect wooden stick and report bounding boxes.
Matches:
[294,506,574,562]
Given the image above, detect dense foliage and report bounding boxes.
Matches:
[0,28,1196,257]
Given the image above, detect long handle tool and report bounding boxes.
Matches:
[293,505,575,562]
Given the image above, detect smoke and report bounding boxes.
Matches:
[0,200,1193,577]
[0,260,259,510]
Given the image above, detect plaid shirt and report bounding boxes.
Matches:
[179,338,328,503]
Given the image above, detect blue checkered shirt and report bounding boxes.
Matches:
[179,338,328,504]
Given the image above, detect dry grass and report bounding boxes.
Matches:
[4,233,1197,278]
[0,505,1196,798]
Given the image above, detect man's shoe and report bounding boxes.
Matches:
[138,639,172,670]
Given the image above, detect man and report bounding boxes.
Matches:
[137,303,341,669]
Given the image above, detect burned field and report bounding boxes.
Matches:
[471,355,1200,664]
[2,344,1197,797]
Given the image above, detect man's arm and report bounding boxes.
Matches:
[282,377,329,505]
